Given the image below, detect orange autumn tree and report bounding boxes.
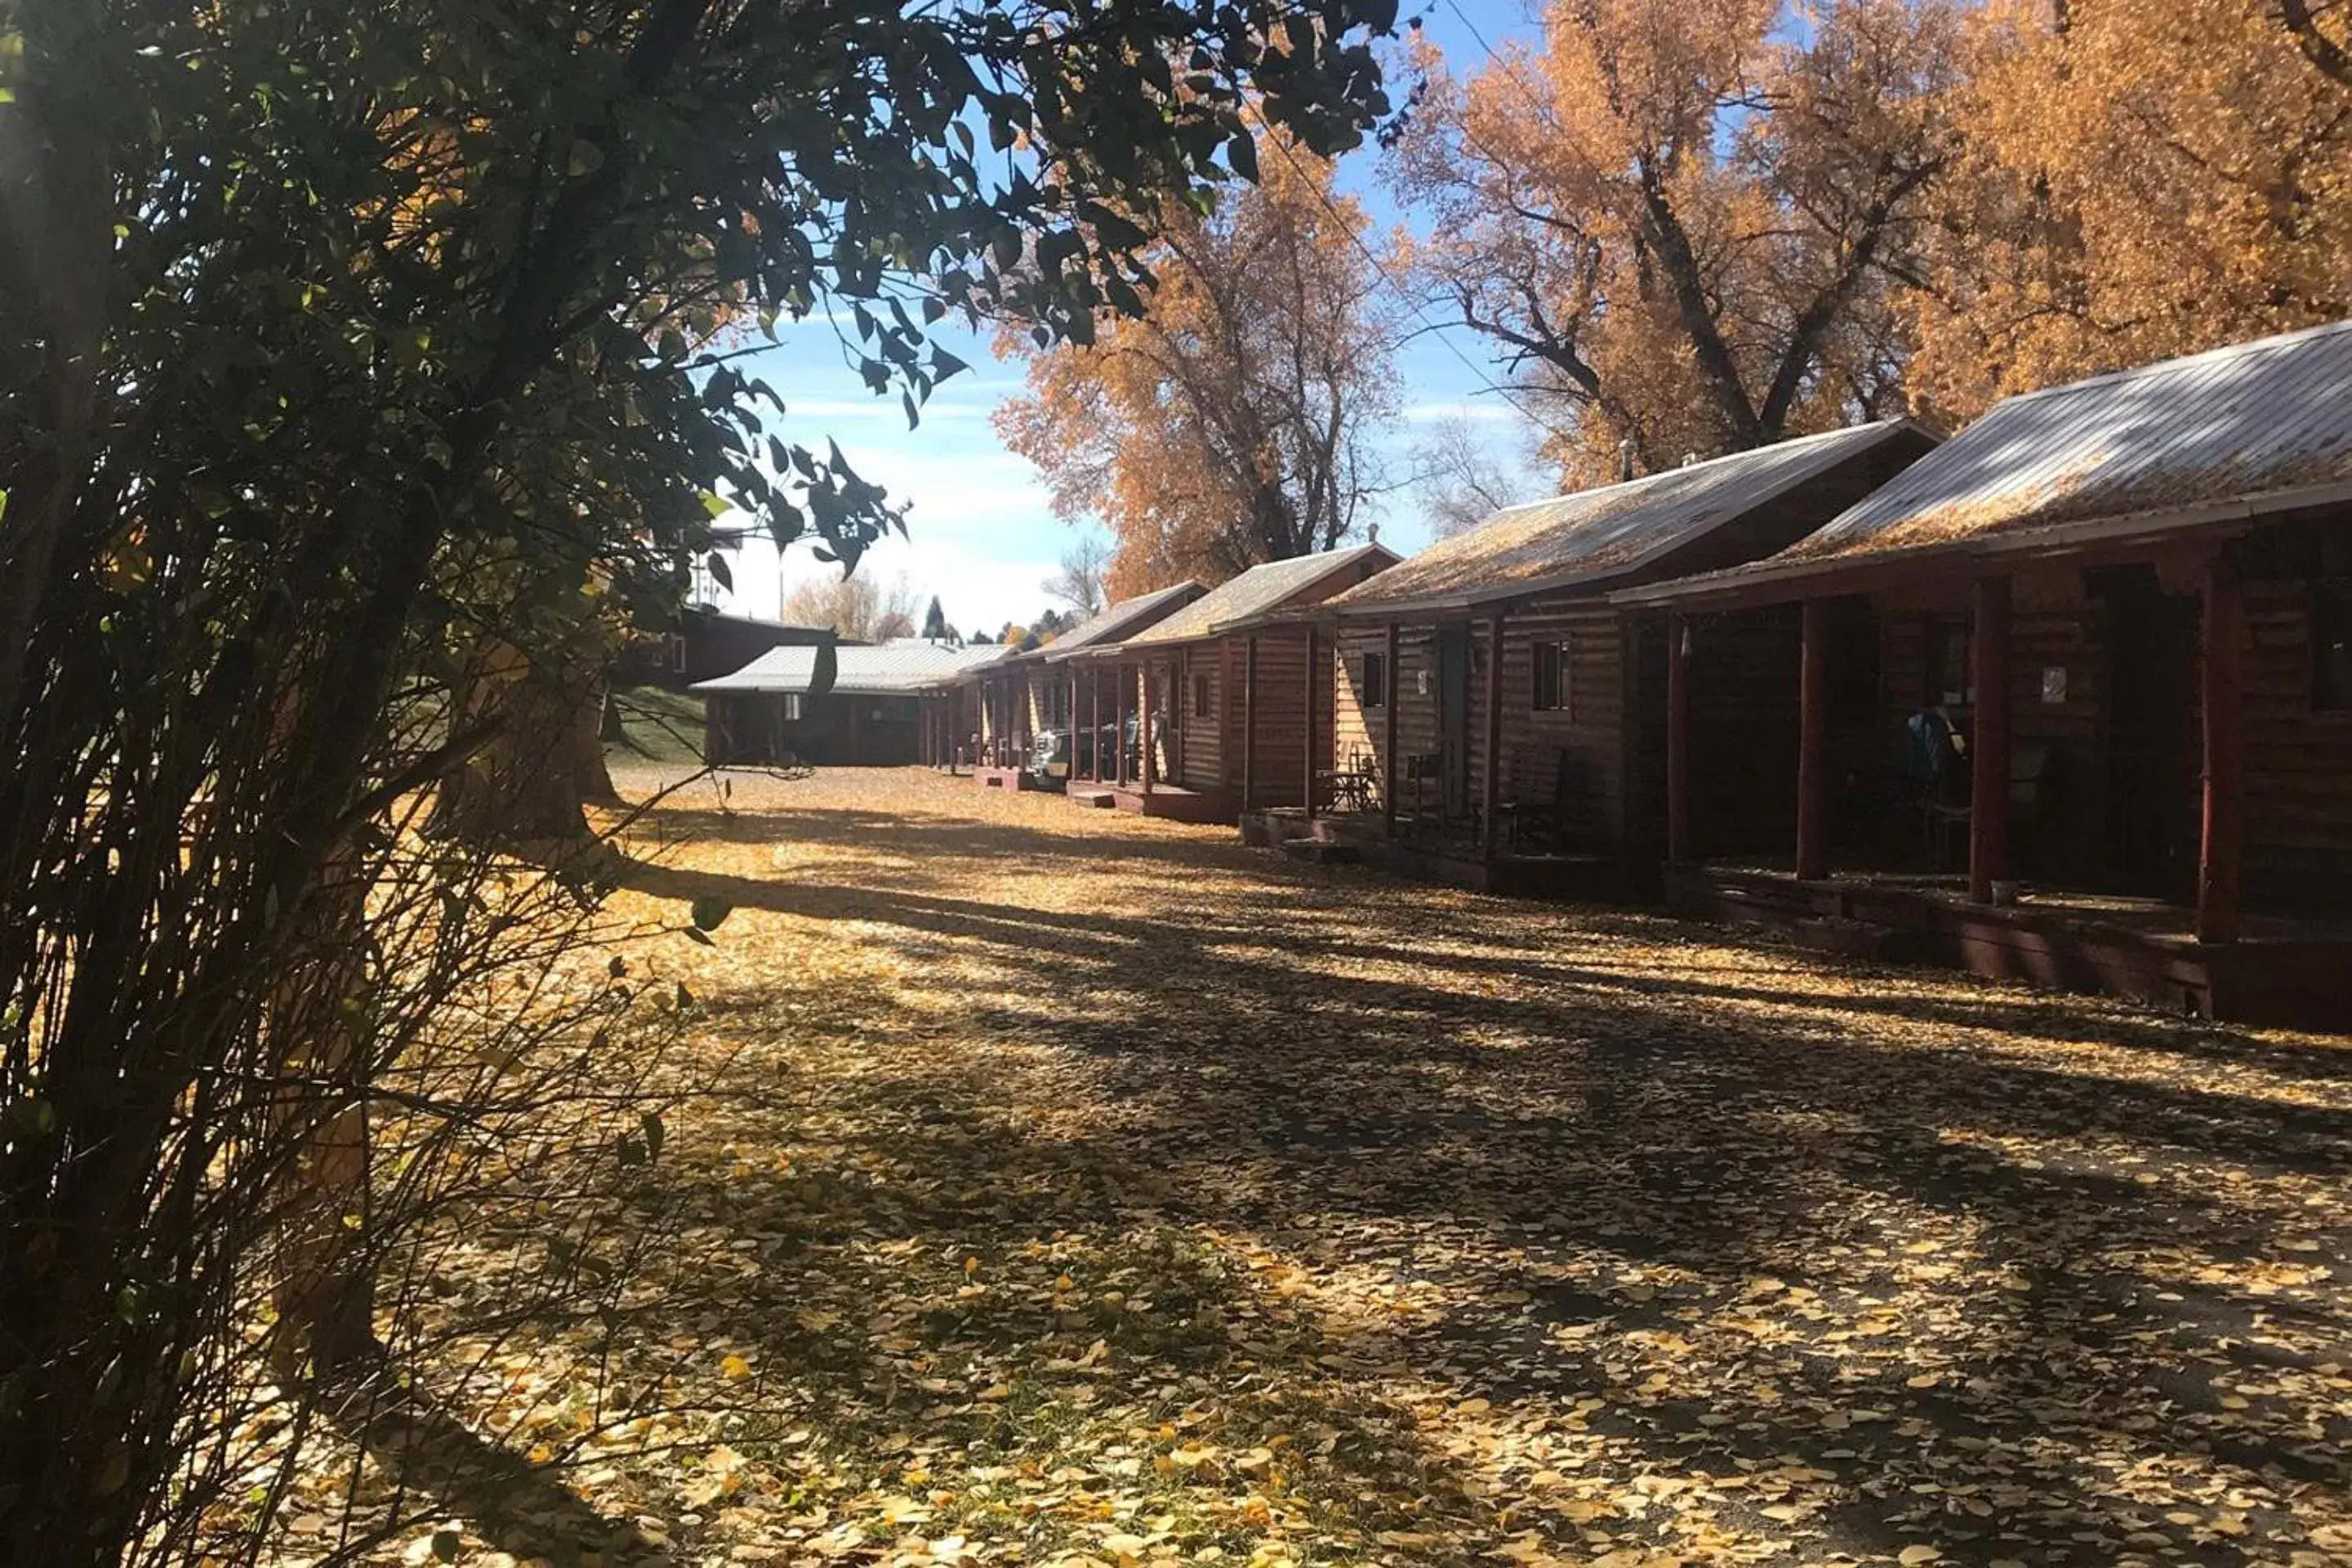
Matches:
[996,134,1400,597]
[1390,0,1964,484]
[1905,0,2352,416]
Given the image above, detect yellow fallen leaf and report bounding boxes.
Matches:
[1898,1548,1941,1566]
[719,1353,752,1381]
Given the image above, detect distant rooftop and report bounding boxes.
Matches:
[1032,581,1208,661]
[692,638,1001,695]
[1330,421,1933,613]
[1120,546,1399,647]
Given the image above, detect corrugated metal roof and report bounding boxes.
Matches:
[692,639,1002,695]
[1033,581,1207,660]
[1120,546,1398,647]
[1780,318,2352,567]
[1328,421,1928,613]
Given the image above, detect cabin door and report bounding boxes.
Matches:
[1437,621,1472,818]
[2101,568,2199,899]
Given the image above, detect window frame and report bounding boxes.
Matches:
[1361,650,1388,710]
[2314,578,2352,713]
[1532,638,1572,716]
[1192,670,1214,719]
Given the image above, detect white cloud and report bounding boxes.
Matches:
[1401,400,1526,425]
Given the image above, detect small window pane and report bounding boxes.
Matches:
[1362,651,1387,709]
[1193,672,1214,718]
[1533,640,1570,714]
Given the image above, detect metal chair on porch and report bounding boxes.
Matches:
[1494,746,1576,854]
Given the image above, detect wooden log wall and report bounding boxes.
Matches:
[1231,635,1317,803]
[2237,510,2352,909]
[1334,622,1434,809]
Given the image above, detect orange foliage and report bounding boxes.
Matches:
[1390,0,1962,485]
[995,135,1398,599]
[1905,0,2352,416]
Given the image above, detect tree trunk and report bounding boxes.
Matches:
[428,639,602,844]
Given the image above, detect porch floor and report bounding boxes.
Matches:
[1102,782,1232,823]
[1241,808,1637,900]
[969,764,1033,791]
[1670,861,2352,1029]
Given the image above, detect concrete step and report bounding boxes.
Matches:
[1280,837,1360,865]
[1068,788,1116,809]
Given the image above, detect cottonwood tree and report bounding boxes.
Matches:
[783,570,923,641]
[1044,534,1112,617]
[1413,413,1535,536]
[1391,0,1963,483]
[0,1,1395,1562]
[1904,0,2352,416]
[997,129,1401,595]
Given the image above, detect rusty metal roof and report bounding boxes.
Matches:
[1777,318,2352,568]
[1118,546,1399,648]
[1326,421,1928,614]
[1032,581,1207,662]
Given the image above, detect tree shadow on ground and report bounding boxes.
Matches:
[537,779,2352,1565]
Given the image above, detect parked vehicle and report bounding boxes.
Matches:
[1027,727,1074,790]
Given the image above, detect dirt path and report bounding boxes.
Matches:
[402,766,2352,1568]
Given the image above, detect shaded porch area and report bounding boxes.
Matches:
[1666,861,2352,1030]
[1637,513,2352,1029]
[1239,805,1636,899]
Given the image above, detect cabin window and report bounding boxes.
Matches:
[780,693,805,722]
[669,635,688,674]
[1361,651,1388,709]
[1924,621,1973,707]
[2316,581,2352,711]
[1192,671,1214,718]
[1533,639,1572,715]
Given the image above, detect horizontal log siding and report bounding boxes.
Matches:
[1685,604,1803,859]
[1490,597,1628,845]
[2238,514,2352,906]
[1336,622,1437,813]
[1225,634,1316,805]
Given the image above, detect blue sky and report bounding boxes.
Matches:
[719,0,1549,635]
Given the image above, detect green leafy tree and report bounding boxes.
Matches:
[0,0,1396,1561]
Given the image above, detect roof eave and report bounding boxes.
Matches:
[1615,479,2352,611]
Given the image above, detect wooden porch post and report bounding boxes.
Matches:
[1968,577,2013,903]
[1481,609,1505,861]
[1116,662,1129,786]
[1140,657,1156,798]
[1088,664,1100,782]
[1242,636,1258,812]
[1667,613,1691,862]
[1796,599,1830,881]
[2198,557,2245,943]
[1303,626,1318,821]
[1383,620,1401,837]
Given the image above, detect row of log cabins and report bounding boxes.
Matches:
[881,320,2352,1028]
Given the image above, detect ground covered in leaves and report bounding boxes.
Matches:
[314,767,2352,1568]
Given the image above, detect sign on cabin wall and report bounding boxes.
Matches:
[2042,666,2069,706]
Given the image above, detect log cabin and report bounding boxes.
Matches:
[695,639,1003,765]
[1297,421,1938,893]
[955,581,1205,791]
[1615,319,2352,1028]
[1056,546,1398,819]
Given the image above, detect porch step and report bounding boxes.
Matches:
[1784,915,1912,962]
[1068,787,1116,809]
[1281,837,1360,865]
